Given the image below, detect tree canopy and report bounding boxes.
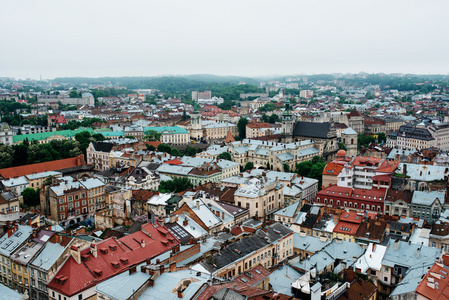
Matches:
[158,177,193,193]
[237,117,248,140]
[217,152,232,161]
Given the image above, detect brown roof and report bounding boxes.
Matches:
[355,218,386,242]
[0,155,85,179]
[247,122,271,129]
[337,270,377,300]
[385,189,413,204]
[225,130,236,143]
[415,262,449,300]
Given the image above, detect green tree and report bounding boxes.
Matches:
[296,161,312,177]
[268,114,280,124]
[217,152,232,161]
[309,162,326,188]
[22,188,40,207]
[157,143,172,154]
[283,164,290,172]
[158,177,193,193]
[146,144,156,151]
[0,144,14,169]
[69,90,81,98]
[171,148,181,156]
[242,162,254,171]
[261,114,269,123]
[237,117,248,140]
[183,146,197,156]
[92,133,106,141]
[378,132,386,144]
[144,130,162,141]
[312,156,325,164]
[337,142,347,151]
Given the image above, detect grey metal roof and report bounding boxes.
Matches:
[293,121,333,139]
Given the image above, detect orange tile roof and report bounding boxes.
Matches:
[225,130,235,143]
[322,162,344,176]
[0,155,85,179]
[415,262,449,300]
[333,220,360,236]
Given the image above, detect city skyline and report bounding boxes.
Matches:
[2,0,449,79]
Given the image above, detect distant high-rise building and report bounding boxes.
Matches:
[191,90,211,101]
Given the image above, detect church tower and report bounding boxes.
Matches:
[282,99,294,142]
[190,101,202,140]
[341,127,358,157]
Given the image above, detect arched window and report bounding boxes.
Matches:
[366,205,370,210]
[349,202,353,207]
[354,203,358,208]
[377,206,381,211]
[361,204,364,209]
[330,200,333,205]
[344,201,347,207]
[351,138,354,145]
[337,200,340,206]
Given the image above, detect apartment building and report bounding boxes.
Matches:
[86,142,114,171]
[234,177,284,219]
[0,225,34,290]
[194,223,293,279]
[246,122,272,139]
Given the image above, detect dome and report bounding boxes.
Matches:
[337,149,346,157]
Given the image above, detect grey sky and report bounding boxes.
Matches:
[2,0,449,79]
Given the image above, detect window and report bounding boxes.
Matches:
[68,196,73,202]
[60,206,64,212]
[59,198,64,204]
[432,242,436,247]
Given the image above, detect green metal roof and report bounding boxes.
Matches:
[13,128,96,143]
[144,126,188,134]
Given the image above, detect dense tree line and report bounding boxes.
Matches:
[59,117,104,130]
[0,131,105,168]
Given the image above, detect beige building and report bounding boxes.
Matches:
[234,178,284,219]
[229,139,321,172]
[86,142,114,171]
[246,122,272,139]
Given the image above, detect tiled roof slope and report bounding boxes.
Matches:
[47,221,179,297]
[0,155,85,179]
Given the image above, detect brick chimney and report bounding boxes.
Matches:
[183,218,188,226]
[141,239,145,248]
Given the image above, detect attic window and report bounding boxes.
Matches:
[81,254,90,261]
[56,275,68,284]
[120,257,128,264]
[94,269,103,276]
[168,237,175,243]
[111,262,120,269]
[161,240,169,246]
[109,245,117,251]
[100,248,108,255]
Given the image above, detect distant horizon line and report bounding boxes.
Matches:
[3,72,449,81]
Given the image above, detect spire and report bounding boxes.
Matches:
[225,130,235,143]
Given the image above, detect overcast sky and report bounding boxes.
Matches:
[2,0,449,79]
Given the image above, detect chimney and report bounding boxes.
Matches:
[394,239,399,251]
[160,265,165,274]
[222,212,225,219]
[417,247,421,259]
[403,164,407,175]
[183,218,188,226]
[177,291,183,298]
[7,227,15,237]
[90,242,98,258]
[58,234,63,244]
[170,262,176,272]
[372,243,375,252]
[71,245,81,264]
[129,265,137,275]
[141,239,145,248]
[196,200,200,210]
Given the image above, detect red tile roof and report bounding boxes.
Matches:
[322,162,344,176]
[0,155,85,179]
[163,159,183,165]
[144,141,162,148]
[333,220,360,236]
[415,262,449,300]
[47,221,179,296]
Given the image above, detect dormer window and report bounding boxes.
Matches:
[111,262,120,269]
[100,248,108,255]
[109,245,117,251]
[94,269,103,276]
[120,257,128,264]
